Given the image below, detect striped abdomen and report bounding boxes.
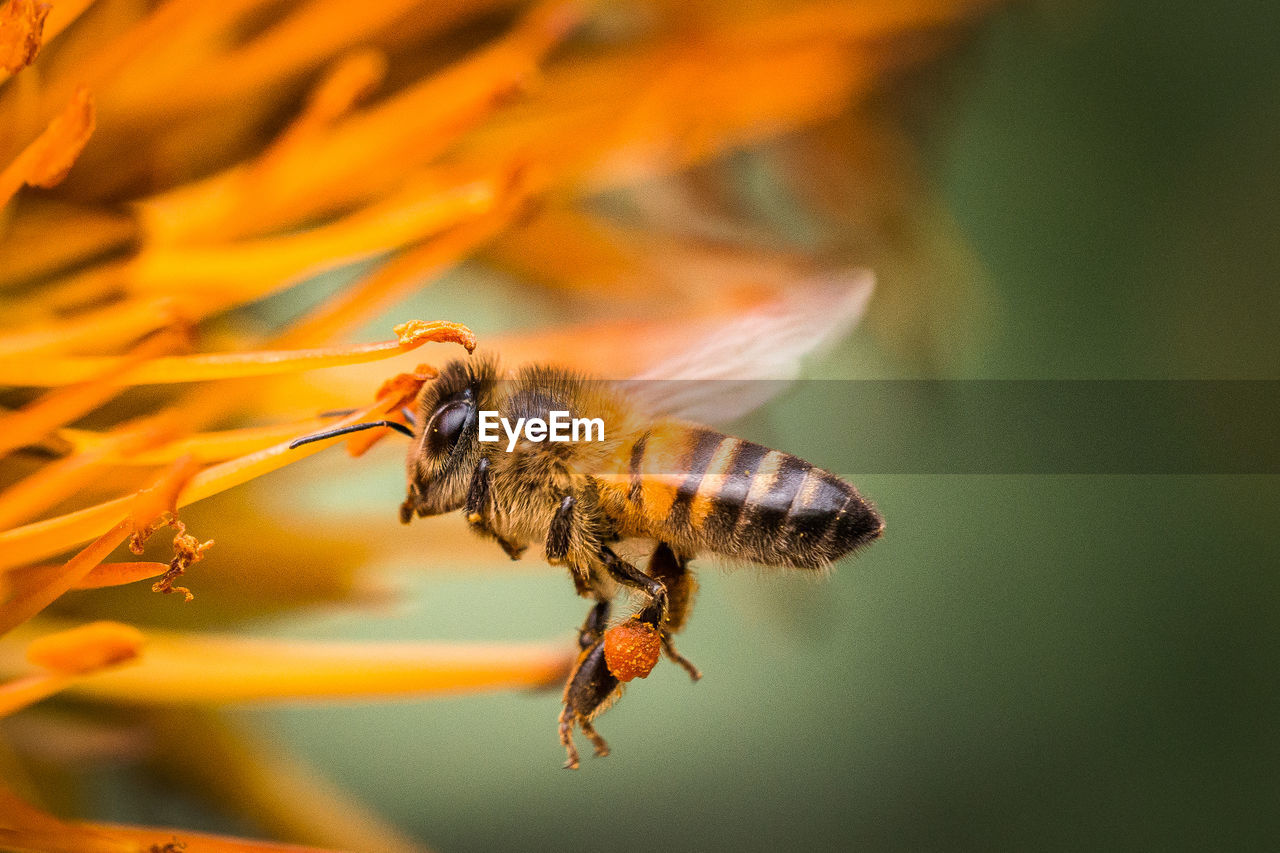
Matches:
[622,426,883,569]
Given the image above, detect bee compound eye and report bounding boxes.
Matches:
[426,400,471,454]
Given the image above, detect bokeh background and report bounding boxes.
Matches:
[8,0,1279,849]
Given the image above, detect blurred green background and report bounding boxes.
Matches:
[96,2,1280,849]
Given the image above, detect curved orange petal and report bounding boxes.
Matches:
[272,173,532,347]
[0,198,136,290]
[129,0,576,245]
[128,165,510,301]
[0,452,199,634]
[1,561,169,592]
[0,671,72,718]
[0,86,95,207]
[0,519,129,636]
[0,415,187,529]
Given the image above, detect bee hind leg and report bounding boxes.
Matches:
[646,543,702,682]
[602,544,706,679]
[579,719,610,758]
[559,600,620,769]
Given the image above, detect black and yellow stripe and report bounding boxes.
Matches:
[699,437,767,543]
[664,429,726,529]
[625,428,882,568]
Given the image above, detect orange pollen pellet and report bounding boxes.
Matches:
[603,621,661,682]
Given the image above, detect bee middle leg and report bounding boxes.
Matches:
[464,457,526,560]
[559,599,620,770]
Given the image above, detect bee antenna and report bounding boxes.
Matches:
[288,420,415,449]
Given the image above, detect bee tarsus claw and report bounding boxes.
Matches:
[662,637,703,682]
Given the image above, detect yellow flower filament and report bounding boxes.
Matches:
[0,320,475,387]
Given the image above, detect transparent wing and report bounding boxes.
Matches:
[614,269,873,425]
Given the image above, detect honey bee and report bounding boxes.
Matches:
[291,275,884,768]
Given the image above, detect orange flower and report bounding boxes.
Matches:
[0,0,998,848]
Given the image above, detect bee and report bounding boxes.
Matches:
[291,275,883,768]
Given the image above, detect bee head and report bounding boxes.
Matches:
[400,355,498,522]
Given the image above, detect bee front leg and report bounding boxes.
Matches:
[545,492,602,597]
[559,600,620,770]
[464,457,526,560]
[545,495,575,565]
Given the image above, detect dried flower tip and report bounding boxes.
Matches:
[150,520,212,603]
[393,319,477,353]
[25,620,145,674]
[603,620,661,682]
[0,0,49,74]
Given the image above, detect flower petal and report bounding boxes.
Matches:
[16,560,169,589]
[135,0,571,244]
[0,519,129,636]
[0,778,345,852]
[0,328,182,461]
[25,620,145,674]
[0,87,95,207]
[0,621,573,703]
